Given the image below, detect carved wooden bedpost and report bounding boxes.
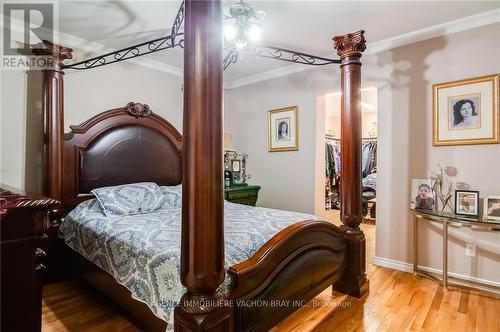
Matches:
[174,0,233,330]
[32,41,73,200]
[331,30,369,298]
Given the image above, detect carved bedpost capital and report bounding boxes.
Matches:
[332,30,366,59]
[32,40,73,67]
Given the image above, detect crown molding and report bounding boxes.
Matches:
[365,7,500,55]
[224,8,500,90]
[224,64,314,90]
[1,15,183,77]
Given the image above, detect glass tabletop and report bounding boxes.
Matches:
[414,209,500,227]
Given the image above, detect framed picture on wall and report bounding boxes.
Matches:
[454,190,480,217]
[268,106,298,152]
[484,196,500,221]
[432,73,499,146]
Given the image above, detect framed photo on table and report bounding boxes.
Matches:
[454,190,480,217]
[432,74,499,146]
[268,106,298,152]
[484,196,500,221]
[410,179,435,211]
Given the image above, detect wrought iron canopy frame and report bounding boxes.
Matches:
[61,0,340,71]
[62,33,184,70]
[62,1,185,70]
[232,44,340,66]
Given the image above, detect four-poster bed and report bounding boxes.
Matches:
[35,0,368,330]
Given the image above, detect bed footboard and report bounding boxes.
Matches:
[227,221,346,332]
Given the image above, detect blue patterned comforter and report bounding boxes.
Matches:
[59,199,319,327]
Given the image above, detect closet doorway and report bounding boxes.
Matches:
[316,85,378,264]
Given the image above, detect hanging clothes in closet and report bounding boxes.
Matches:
[362,140,377,177]
[325,137,377,210]
[325,138,341,209]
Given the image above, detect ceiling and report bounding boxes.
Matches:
[24,1,500,83]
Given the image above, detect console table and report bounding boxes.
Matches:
[413,209,500,292]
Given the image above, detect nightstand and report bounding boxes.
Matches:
[224,185,261,206]
[0,184,60,332]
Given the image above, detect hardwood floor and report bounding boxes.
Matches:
[271,264,500,332]
[42,212,500,331]
[43,281,140,332]
[43,265,500,332]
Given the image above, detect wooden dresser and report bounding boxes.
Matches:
[224,184,261,206]
[0,185,60,332]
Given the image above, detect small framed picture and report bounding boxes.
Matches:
[432,74,499,146]
[484,196,500,221]
[268,106,298,152]
[454,190,480,217]
[231,159,241,172]
[410,179,435,211]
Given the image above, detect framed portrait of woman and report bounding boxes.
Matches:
[432,74,499,146]
[268,106,298,152]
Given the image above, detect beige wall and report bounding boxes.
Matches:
[325,112,377,139]
[225,23,500,284]
[374,23,500,284]
[225,73,339,213]
[0,62,183,191]
[1,71,29,189]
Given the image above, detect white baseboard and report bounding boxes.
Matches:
[372,256,414,272]
[372,256,500,291]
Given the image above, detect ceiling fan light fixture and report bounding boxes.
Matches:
[223,22,237,41]
[235,40,247,49]
[224,0,265,49]
[247,24,261,42]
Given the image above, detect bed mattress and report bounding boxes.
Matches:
[59,198,319,327]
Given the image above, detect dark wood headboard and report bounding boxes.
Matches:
[60,102,182,207]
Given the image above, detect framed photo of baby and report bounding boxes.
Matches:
[454,190,479,217]
[268,106,298,152]
[484,196,500,221]
[433,74,499,146]
[410,179,435,211]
